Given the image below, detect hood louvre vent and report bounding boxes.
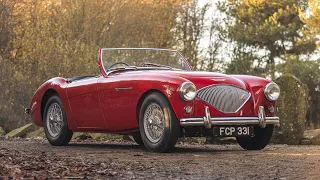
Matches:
[197,85,250,113]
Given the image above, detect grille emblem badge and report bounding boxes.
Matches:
[239,94,247,103]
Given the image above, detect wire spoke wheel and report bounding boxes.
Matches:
[139,92,180,152]
[46,102,64,138]
[143,103,165,143]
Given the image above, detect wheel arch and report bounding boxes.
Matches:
[30,77,69,127]
[136,89,176,124]
[41,88,59,121]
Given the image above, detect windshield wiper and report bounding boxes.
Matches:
[139,62,172,69]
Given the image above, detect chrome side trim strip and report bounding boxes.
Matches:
[115,87,133,92]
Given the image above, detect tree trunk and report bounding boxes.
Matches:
[269,50,276,80]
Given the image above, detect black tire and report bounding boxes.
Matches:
[236,125,274,150]
[43,96,73,146]
[132,132,144,146]
[139,92,180,153]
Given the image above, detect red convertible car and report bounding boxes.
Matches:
[27,48,280,152]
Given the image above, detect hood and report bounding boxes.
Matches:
[159,71,248,90]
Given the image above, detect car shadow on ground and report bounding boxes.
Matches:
[172,146,244,154]
[66,142,244,153]
[68,142,142,150]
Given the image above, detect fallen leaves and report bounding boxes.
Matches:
[0,147,119,179]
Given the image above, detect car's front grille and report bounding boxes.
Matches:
[197,85,251,113]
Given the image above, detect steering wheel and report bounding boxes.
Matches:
[106,62,130,71]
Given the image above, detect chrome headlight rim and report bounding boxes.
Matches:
[264,82,280,101]
[179,82,196,101]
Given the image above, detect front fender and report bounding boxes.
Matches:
[230,75,276,117]
[132,73,196,121]
[29,77,70,127]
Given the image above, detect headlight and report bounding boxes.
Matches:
[264,82,280,101]
[179,82,196,101]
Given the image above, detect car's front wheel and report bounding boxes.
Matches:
[43,96,73,146]
[236,125,274,150]
[139,92,180,153]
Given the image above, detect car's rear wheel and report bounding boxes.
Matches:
[139,92,180,153]
[236,125,274,150]
[43,96,73,146]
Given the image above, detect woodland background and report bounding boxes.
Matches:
[0,0,319,131]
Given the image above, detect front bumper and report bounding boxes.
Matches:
[180,106,279,129]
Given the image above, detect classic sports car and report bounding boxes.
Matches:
[27,48,280,152]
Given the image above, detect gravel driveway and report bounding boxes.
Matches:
[0,138,320,179]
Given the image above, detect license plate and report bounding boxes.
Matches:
[213,126,254,137]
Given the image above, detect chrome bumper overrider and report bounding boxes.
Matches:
[180,106,280,129]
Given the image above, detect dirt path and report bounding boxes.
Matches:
[0,138,320,179]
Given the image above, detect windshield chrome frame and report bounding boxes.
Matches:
[100,48,192,75]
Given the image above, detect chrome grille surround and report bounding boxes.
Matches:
[196,84,251,113]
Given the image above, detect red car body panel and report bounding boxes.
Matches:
[30,77,74,128]
[29,49,277,134]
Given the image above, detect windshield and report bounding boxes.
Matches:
[100,48,191,72]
